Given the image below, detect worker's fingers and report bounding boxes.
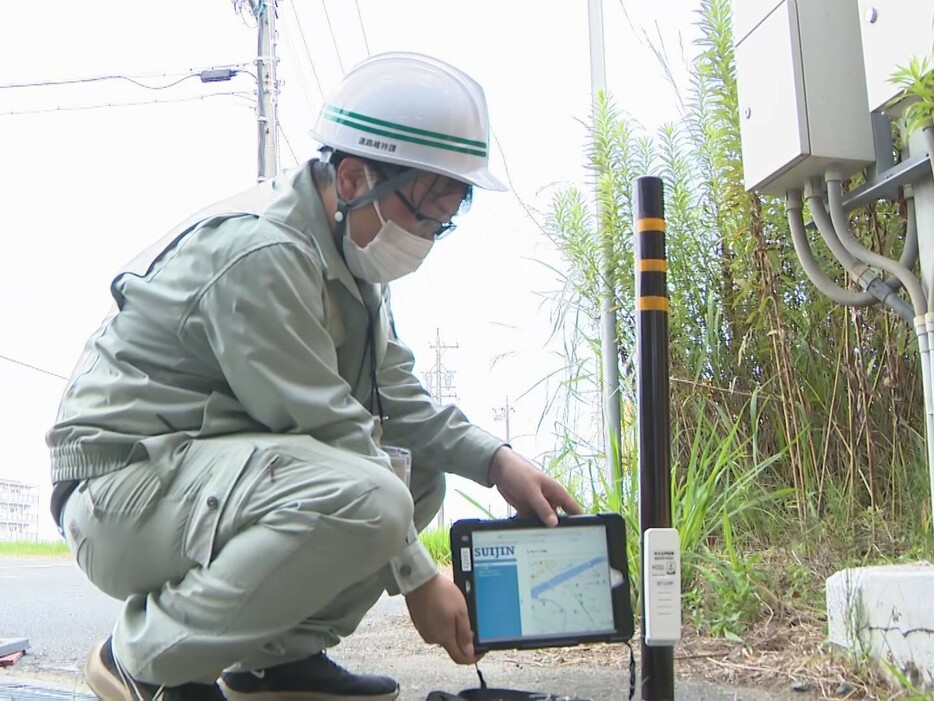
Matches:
[443,634,473,665]
[455,606,476,662]
[529,489,559,526]
[544,478,584,515]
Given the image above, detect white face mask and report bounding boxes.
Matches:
[341,170,434,283]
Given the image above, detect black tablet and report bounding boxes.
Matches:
[450,513,634,653]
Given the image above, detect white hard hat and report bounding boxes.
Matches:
[310,52,507,192]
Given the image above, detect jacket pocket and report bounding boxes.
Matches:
[85,463,165,518]
[178,442,257,567]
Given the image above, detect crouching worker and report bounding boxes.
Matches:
[46,51,582,701]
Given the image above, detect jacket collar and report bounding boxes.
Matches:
[274,164,367,306]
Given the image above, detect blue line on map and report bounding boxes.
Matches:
[531,556,606,599]
[476,558,517,566]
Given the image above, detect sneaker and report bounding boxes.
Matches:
[219,652,400,701]
[86,636,225,701]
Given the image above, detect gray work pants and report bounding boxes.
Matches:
[60,434,444,686]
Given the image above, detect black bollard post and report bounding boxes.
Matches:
[634,176,676,700]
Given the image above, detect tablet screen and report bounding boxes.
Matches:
[470,524,616,643]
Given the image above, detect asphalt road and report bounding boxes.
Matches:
[0,557,816,701]
[1,557,120,674]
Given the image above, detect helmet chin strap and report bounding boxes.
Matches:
[332,166,424,265]
[334,166,423,223]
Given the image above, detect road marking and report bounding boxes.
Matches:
[0,563,73,570]
[0,562,75,570]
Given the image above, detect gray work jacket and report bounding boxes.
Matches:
[47,162,505,593]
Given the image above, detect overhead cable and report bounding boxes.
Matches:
[279,9,323,111]
[0,91,254,117]
[320,0,346,74]
[354,0,371,56]
[278,123,300,165]
[0,64,253,91]
[0,352,68,381]
[288,0,327,101]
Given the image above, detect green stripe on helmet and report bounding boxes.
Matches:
[323,113,488,158]
[325,104,488,150]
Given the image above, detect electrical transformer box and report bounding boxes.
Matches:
[856,0,934,114]
[733,0,875,195]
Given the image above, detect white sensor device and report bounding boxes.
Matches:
[643,527,681,646]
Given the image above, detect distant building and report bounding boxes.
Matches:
[0,479,39,542]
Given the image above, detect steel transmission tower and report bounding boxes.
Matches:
[424,328,458,527]
[424,328,458,405]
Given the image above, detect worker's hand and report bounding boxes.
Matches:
[406,575,480,665]
[489,446,583,526]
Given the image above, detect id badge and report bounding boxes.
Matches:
[382,446,411,488]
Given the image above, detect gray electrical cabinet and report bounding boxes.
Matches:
[856,0,934,114]
[733,0,875,195]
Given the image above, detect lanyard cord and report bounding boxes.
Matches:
[360,294,387,426]
[329,166,412,429]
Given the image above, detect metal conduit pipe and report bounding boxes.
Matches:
[893,193,931,314]
[806,181,872,273]
[923,315,934,533]
[901,190,919,296]
[806,188,913,318]
[809,182,918,295]
[915,129,934,520]
[786,190,878,307]
[925,125,934,181]
[826,174,927,316]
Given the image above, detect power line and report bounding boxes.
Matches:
[4,73,193,92]
[0,353,67,381]
[0,64,254,92]
[279,9,322,113]
[491,128,548,235]
[278,123,300,165]
[1,67,192,88]
[320,0,346,75]
[0,91,255,118]
[288,0,327,102]
[354,0,371,56]
[2,74,197,91]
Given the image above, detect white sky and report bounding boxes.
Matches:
[1,1,699,539]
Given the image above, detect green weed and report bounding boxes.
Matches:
[419,527,451,566]
[0,540,69,557]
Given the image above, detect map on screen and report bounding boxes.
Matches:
[468,525,616,643]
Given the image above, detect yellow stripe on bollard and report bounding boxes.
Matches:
[636,217,666,233]
[637,295,669,312]
[638,259,668,272]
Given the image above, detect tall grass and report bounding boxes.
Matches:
[419,527,452,566]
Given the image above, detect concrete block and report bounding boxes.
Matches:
[827,562,934,690]
[0,638,29,658]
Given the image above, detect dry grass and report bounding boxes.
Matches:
[436,564,924,700]
[675,619,884,699]
[499,619,912,700]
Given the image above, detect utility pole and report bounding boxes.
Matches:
[493,395,513,443]
[493,396,515,517]
[425,328,459,527]
[251,0,279,181]
[587,0,623,499]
